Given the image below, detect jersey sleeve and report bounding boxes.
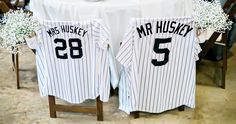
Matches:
[194,36,202,61]
[97,20,119,89]
[116,23,133,68]
[108,47,119,89]
[189,19,202,61]
[95,20,110,49]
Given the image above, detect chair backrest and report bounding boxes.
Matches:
[0,0,14,10]
[199,0,236,60]
[223,0,236,10]
[0,0,26,10]
[0,1,10,13]
[223,0,236,20]
[197,0,236,89]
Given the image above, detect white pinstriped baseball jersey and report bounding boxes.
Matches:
[32,19,118,103]
[116,17,201,113]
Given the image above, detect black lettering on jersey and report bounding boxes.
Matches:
[178,25,187,36]
[184,25,193,37]
[145,23,152,35]
[152,38,172,66]
[137,22,152,38]
[169,21,176,33]
[173,23,184,34]
[155,21,193,37]
[60,25,88,37]
[47,27,60,37]
[156,21,163,33]
[69,25,74,33]
[163,21,170,33]
[137,25,146,38]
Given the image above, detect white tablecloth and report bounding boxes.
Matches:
[29,0,193,54]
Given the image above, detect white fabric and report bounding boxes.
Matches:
[33,19,118,103]
[197,29,222,43]
[116,17,201,114]
[139,0,193,18]
[29,0,193,55]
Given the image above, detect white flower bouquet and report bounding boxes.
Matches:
[193,0,233,33]
[0,9,40,54]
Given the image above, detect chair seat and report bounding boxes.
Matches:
[10,0,25,7]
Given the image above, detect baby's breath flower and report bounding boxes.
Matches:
[0,9,40,54]
[193,0,233,33]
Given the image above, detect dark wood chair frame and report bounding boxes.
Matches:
[1,0,31,89]
[1,0,24,9]
[48,95,103,121]
[198,0,236,89]
[0,0,20,89]
[131,105,185,118]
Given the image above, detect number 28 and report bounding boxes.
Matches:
[54,38,83,59]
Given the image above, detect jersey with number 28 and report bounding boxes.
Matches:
[116,17,201,113]
[35,20,118,103]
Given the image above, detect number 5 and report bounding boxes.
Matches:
[152,38,171,66]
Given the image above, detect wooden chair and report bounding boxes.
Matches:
[198,0,236,89]
[0,1,21,89]
[24,34,105,121]
[10,0,25,8]
[48,95,103,121]
[0,0,14,9]
[12,50,20,89]
[132,105,185,119]
[1,0,27,89]
[1,0,25,9]
[24,26,104,121]
[0,1,10,12]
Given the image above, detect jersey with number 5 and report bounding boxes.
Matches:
[35,20,118,103]
[116,17,201,114]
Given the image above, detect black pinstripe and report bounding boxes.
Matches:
[117,17,200,114]
[35,20,117,103]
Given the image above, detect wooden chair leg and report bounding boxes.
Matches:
[221,33,227,89]
[222,66,226,89]
[132,111,140,118]
[15,53,20,89]
[110,85,114,96]
[178,105,185,111]
[12,52,20,89]
[96,96,103,121]
[48,95,57,118]
[12,53,15,70]
[221,52,226,89]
